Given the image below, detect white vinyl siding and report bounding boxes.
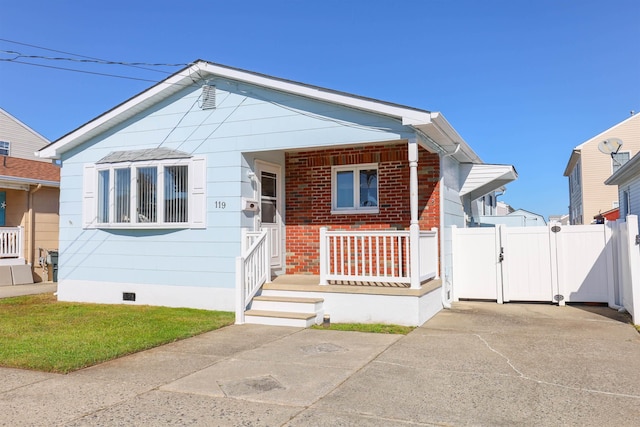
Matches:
[83,158,205,229]
[0,109,50,162]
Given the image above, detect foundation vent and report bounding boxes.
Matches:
[123,292,136,302]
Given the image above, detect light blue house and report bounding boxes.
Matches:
[38,61,517,326]
[477,208,547,227]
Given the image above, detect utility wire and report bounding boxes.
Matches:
[0,38,184,74]
[0,49,190,68]
[5,59,172,84]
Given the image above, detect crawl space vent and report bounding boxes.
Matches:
[201,84,216,110]
[123,292,136,302]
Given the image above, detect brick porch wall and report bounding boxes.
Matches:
[285,142,440,274]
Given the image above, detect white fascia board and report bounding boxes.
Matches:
[198,62,433,125]
[574,113,640,151]
[412,112,481,163]
[0,175,60,188]
[37,69,197,159]
[563,149,581,176]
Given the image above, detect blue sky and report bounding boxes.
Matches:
[1,0,638,219]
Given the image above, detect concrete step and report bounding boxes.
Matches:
[244,310,319,327]
[251,295,324,313]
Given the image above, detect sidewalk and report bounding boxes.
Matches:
[1,302,639,426]
[0,283,57,299]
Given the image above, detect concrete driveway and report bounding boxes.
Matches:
[1,301,638,426]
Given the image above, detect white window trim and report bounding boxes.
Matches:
[83,157,206,230]
[0,140,9,156]
[612,151,631,174]
[331,163,379,215]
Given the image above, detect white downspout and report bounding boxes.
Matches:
[440,144,460,309]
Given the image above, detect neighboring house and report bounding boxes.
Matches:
[477,208,546,227]
[605,151,640,223]
[564,113,640,225]
[37,60,517,326]
[549,214,569,225]
[496,200,514,216]
[0,108,60,283]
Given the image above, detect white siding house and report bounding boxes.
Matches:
[38,61,517,325]
[605,152,640,224]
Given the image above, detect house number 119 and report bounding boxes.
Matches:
[215,201,226,209]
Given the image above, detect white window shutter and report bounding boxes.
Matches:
[190,157,206,228]
[82,164,97,229]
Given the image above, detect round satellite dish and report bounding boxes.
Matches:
[598,138,623,155]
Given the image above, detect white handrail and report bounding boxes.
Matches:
[235,229,270,324]
[0,226,23,258]
[319,227,438,286]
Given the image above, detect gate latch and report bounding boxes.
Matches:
[551,225,561,233]
[498,247,504,263]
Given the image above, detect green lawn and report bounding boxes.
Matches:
[311,323,414,335]
[0,293,235,373]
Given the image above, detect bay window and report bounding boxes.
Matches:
[84,155,205,229]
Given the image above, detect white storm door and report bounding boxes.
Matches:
[256,161,282,268]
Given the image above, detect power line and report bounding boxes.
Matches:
[0,38,183,74]
[6,59,184,84]
[0,49,190,68]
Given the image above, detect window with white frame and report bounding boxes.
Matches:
[331,164,378,213]
[84,155,205,229]
[0,141,9,156]
[612,152,630,174]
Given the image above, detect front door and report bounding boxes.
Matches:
[256,161,282,268]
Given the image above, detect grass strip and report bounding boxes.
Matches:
[0,293,234,373]
[311,323,414,334]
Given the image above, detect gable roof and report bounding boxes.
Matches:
[37,60,481,164]
[564,114,640,176]
[0,156,60,188]
[0,107,50,145]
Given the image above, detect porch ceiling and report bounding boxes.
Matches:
[459,163,518,201]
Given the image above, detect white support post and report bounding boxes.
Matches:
[432,227,440,279]
[264,230,271,284]
[451,225,458,301]
[17,225,24,261]
[240,227,248,253]
[235,256,245,325]
[604,221,615,308]
[319,227,328,285]
[408,141,420,290]
[625,216,640,324]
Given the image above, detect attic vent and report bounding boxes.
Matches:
[201,84,216,110]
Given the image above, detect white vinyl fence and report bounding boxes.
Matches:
[612,216,640,323]
[452,222,624,307]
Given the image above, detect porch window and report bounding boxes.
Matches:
[331,164,378,213]
[84,157,205,229]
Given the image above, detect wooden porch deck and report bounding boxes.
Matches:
[265,274,441,297]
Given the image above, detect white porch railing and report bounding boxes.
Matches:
[0,226,23,258]
[319,227,438,287]
[235,229,270,324]
[419,229,439,281]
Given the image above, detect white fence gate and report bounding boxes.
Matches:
[452,223,614,304]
